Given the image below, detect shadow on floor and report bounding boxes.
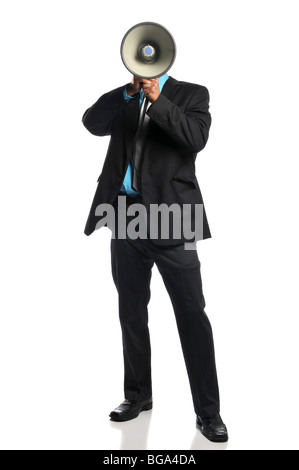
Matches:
[109,410,152,450]
[109,411,228,450]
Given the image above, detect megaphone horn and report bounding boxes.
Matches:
[120,22,176,79]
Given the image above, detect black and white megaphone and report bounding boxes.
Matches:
[120,22,176,79]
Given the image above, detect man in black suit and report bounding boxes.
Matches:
[82,73,228,443]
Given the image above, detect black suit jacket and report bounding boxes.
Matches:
[82,76,212,245]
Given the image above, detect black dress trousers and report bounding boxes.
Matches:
[110,199,220,418]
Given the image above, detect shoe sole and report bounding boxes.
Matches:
[196,418,229,443]
[109,402,153,422]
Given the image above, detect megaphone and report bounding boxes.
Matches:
[120,22,176,79]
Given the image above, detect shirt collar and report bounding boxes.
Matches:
[158,73,169,92]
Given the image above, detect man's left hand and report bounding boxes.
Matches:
[141,79,160,103]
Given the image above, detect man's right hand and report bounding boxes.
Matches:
[126,75,143,96]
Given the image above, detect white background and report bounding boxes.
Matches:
[0,0,299,450]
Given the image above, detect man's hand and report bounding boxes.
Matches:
[126,76,160,103]
[126,76,143,96]
[141,79,160,103]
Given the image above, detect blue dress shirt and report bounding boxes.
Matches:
[120,74,169,196]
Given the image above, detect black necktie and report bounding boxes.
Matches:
[132,96,150,194]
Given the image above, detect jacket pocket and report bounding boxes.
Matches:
[171,176,197,189]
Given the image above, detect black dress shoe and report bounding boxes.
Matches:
[109,398,153,422]
[196,414,228,443]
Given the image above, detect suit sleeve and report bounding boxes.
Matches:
[146,85,211,153]
[82,84,131,136]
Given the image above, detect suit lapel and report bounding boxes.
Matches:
[123,77,179,162]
